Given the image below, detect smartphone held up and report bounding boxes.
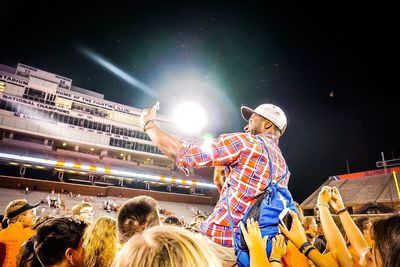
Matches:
[279,208,293,231]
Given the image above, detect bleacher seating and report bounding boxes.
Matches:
[0,188,214,222]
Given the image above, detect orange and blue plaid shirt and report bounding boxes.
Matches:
[176,132,290,247]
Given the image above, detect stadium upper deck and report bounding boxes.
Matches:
[0,63,216,196]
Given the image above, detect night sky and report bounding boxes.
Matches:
[1,1,398,202]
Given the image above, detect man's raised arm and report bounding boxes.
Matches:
[140,103,182,161]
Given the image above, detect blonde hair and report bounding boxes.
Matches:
[4,199,28,223]
[302,216,316,231]
[83,216,119,267]
[113,225,221,267]
[72,202,93,216]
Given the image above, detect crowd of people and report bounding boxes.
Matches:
[0,187,399,267]
[0,102,399,266]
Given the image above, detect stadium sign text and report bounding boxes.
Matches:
[0,74,28,86]
[2,94,34,106]
[2,94,70,114]
[56,90,133,114]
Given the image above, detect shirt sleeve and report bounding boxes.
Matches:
[175,132,250,175]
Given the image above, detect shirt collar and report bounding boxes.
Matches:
[8,222,25,230]
[258,133,279,144]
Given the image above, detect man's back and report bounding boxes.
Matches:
[178,132,290,246]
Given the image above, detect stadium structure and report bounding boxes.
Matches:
[0,63,218,209]
[301,167,400,216]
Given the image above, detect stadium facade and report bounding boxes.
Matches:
[0,63,216,201]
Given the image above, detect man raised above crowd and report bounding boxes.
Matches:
[140,103,290,247]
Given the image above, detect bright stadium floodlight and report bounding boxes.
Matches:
[172,101,208,134]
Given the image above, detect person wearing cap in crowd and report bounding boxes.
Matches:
[163,215,183,227]
[140,102,290,248]
[0,199,38,267]
[72,202,94,224]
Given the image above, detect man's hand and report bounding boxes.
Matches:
[140,102,159,131]
[139,101,182,162]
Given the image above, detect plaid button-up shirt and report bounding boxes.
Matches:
[176,132,290,247]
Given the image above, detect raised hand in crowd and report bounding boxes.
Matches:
[278,211,307,249]
[240,218,270,267]
[316,186,332,207]
[317,186,353,267]
[330,187,370,266]
[329,187,345,211]
[269,234,287,266]
[279,210,339,267]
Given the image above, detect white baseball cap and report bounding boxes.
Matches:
[241,104,287,134]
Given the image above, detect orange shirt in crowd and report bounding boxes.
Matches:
[0,224,36,267]
[348,245,363,267]
[364,236,374,248]
[349,237,374,267]
[282,241,310,267]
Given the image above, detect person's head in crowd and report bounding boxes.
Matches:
[302,216,318,237]
[2,199,38,229]
[117,196,160,243]
[369,215,400,267]
[315,218,324,236]
[354,217,373,245]
[83,216,119,267]
[310,218,327,254]
[32,215,56,230]
[193,214,207,223]
[18,217,87,267]
[163,215,182,227]
[72,202,93,224]
[113,225,221,267]
[187,214,207,232]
